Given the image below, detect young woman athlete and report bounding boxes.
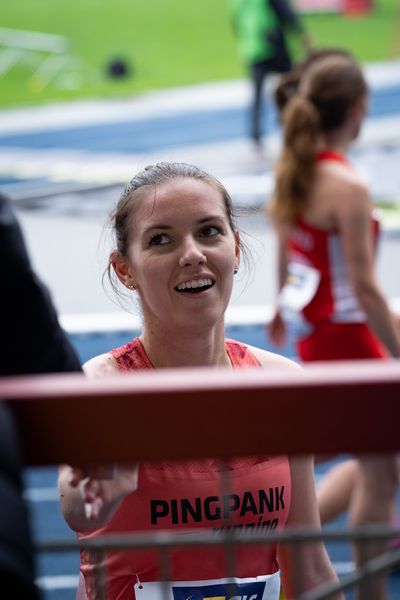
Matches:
[268,54,400,600]
[59,162,342,600]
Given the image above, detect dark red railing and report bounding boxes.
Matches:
[1,359,400,599]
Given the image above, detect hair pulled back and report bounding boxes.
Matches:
[274,47,353,115]
[271,54,368,225]
[111,161,237,258]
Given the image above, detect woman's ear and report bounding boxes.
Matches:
[110,251,137,290]
[347,98,367,141]
[348,96,367,124]
[234,230,241,270]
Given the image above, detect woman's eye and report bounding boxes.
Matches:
[149,233,170,246]
[200,225,221,238]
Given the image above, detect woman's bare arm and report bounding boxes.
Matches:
[268,225,290,346]
[58,353,139,532]
[336,182,400,357]
[278,456,344,599]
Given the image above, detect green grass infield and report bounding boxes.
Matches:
[0,0,399,108]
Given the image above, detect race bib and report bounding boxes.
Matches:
[279,261,320,312]
[135,572,280,600]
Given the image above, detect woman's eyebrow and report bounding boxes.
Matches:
[197,215,224,224]
[143,224,172,234]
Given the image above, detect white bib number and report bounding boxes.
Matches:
[135,572,280,600]
[279,261,320,312]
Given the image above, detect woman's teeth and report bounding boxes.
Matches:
[177,278,213,291]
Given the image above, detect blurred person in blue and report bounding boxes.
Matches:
[230,0,310,149]
[0,192,81,598]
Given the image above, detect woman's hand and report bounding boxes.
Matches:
[267,309,287,347]
[70,463,139,521]
[391,310,400,333]
[60,463,139,529]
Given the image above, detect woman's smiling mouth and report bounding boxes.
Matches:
[175,278,215,293]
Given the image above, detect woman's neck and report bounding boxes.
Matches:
[318,140,349,157]
[318,130,352,156]
[139,321,231,369]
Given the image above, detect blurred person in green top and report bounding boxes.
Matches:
[231,0,310,149]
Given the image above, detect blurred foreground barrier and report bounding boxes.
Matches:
[37,528,400,600]
[0,359,399,466]
[2,359,400,600]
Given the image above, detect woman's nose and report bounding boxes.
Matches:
[178,238,207,268]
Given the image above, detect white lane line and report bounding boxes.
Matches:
[0,60,399,134]
[0,80,251,135]
[24,487,59,502]
[36,575,79,590]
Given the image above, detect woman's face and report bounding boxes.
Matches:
[114,177,240,332]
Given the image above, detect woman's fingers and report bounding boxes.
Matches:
[69,463,140,523]
[68,464,115,487]
[68,467,86,487]
[84,497,104,521]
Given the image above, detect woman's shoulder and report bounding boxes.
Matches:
[245,344,302,371]
[314,162,371,225]
[83,352,119,379]
[316,159,368,197]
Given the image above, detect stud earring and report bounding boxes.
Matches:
[127,282,136,290]
[234,267,238,275]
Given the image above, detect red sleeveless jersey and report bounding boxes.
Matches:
[279,151,386,360]
[78,338,291,599]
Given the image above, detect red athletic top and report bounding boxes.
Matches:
[78,338,291,600]
[278,151,385,360]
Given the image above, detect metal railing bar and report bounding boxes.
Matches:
[95,549,107,600]
[219,467,238,583]
[35,524,400,552]
[158,546,172,600]
[35,535,400,600]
